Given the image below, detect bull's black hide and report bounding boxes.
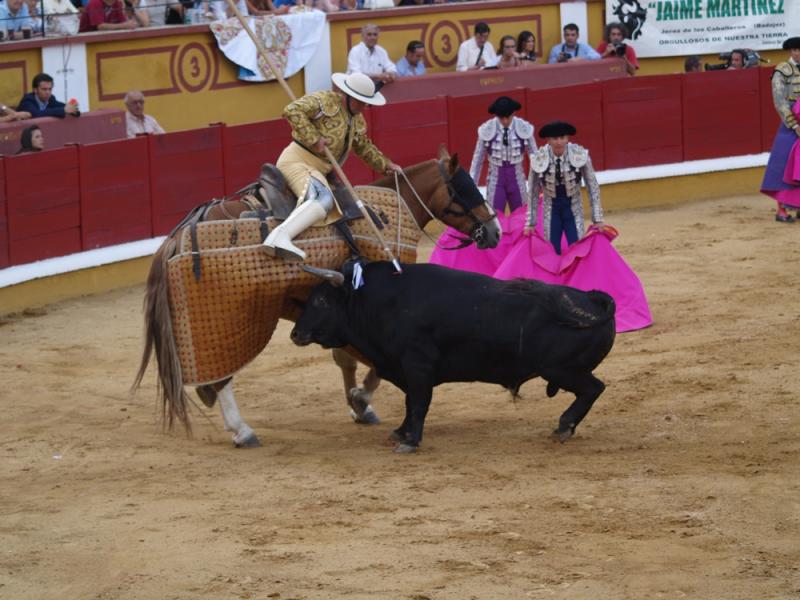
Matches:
[292,260,616,452]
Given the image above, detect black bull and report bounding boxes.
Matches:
[291,260,616,452]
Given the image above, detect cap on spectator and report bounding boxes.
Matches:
[539,121,577,138]
[488,96,522,117]
[331,72,386,106]
[783,37,800,50]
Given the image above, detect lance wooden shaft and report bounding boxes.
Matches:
[223,0,402,271]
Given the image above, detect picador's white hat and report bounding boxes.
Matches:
[332,72,386,106]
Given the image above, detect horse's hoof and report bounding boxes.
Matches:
[351,406,381,425]
[388,430,405,442]
[393,443,418,454]
[234,434,262,448]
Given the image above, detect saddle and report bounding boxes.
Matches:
[252,163,364,222]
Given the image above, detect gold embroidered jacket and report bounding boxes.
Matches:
[282,90,390,173]
[772,60,800,131]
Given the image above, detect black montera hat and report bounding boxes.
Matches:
[783,37,800,50]
[539,120,577,139]
[488,96,522,117]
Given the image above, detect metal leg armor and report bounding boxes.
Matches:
[263,177,334,261]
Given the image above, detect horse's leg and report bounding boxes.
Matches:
[331,348,381,425]
[215,379,261,448]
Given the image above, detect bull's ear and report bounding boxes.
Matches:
[438,144,450,161]
[301,264,345,287]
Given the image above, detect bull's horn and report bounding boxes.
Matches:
[301,264,345,287]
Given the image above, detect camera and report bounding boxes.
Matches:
[705,49,764,71]
[613,42,627,57]
[557,52,571,63]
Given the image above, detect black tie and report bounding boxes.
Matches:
[475,45,484,66]
[555,157,563,183]
[502,127,509,146]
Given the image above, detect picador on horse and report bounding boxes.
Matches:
[264,71,403,261]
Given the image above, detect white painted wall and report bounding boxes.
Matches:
[304,20,332,93]
[41,42,90,111]
[559,1,589,43]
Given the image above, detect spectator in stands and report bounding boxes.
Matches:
[598,22,638,76]
[23,0,44,33]
[0,0,35,39]
[42,0,80,35]
[728,49,746,70]
[547,23,600,64]
[396,41,425,77]
[311,0,342,13]
[456,22,497,72]
[760,36,800,222]
[517,31,537,63]
[0,104,32,123]
[347,24,397,84]
[684,55,702,73]
[124,90,165,137]
[79,0,139,31]
[16,126,45,154]
[17,73,79,119]
[496,35,522,69]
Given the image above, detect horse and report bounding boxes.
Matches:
[132,147,501,447]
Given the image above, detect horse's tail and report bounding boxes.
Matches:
[131,237,192,433]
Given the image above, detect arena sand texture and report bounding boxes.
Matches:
[0,194,798,599]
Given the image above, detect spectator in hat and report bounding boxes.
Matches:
[527,121,603,254]
[456,22,497,71]
[760,36,800,222]
[396,41,425,77]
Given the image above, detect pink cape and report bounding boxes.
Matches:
[784,105,800,185]
[494,226,653,333]
[429,206,528,276]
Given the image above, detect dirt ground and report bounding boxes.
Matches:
[1,193,798,600]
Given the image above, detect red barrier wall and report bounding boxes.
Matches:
[0,160,8,268]
[683,69,761,161]
[148,125,226,235]
[447,89,527,183]
[79,137,152,249]
[222,120,291,195]
[602,75,684,169]
[5,146,81,265]
[759,66,781,152]
[526,83,605,171]
[371,97,449,170]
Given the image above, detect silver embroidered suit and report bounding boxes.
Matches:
[527,143,603,237]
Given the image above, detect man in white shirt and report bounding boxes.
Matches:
[456,21,497,72]
[124,90,165,138]
[347,23,397,84]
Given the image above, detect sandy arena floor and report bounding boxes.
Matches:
[1,194,798,599]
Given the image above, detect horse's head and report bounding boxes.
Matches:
[431,146,501,250]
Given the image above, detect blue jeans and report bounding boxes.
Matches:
[550,196,578,255]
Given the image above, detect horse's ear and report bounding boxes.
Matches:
[449,153,459,173]
[437,144,450,161]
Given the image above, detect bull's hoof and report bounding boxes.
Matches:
[552,425,575,443]
[350,405,381,425]
[234,434,262,448]
[393,443,418,454]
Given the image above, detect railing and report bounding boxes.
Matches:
[0,66,780,269]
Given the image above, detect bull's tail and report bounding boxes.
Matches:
[131,238,192,433]
[556,290,616,329]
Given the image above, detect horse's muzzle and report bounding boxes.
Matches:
[474,222,501,249]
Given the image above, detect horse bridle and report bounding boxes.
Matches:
[436,160,498,249]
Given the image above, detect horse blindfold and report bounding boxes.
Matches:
[450,168,485,210]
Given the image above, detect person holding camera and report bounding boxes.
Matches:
[547,23,601,64]
[17,73,79,119]
[597,22,638,76]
